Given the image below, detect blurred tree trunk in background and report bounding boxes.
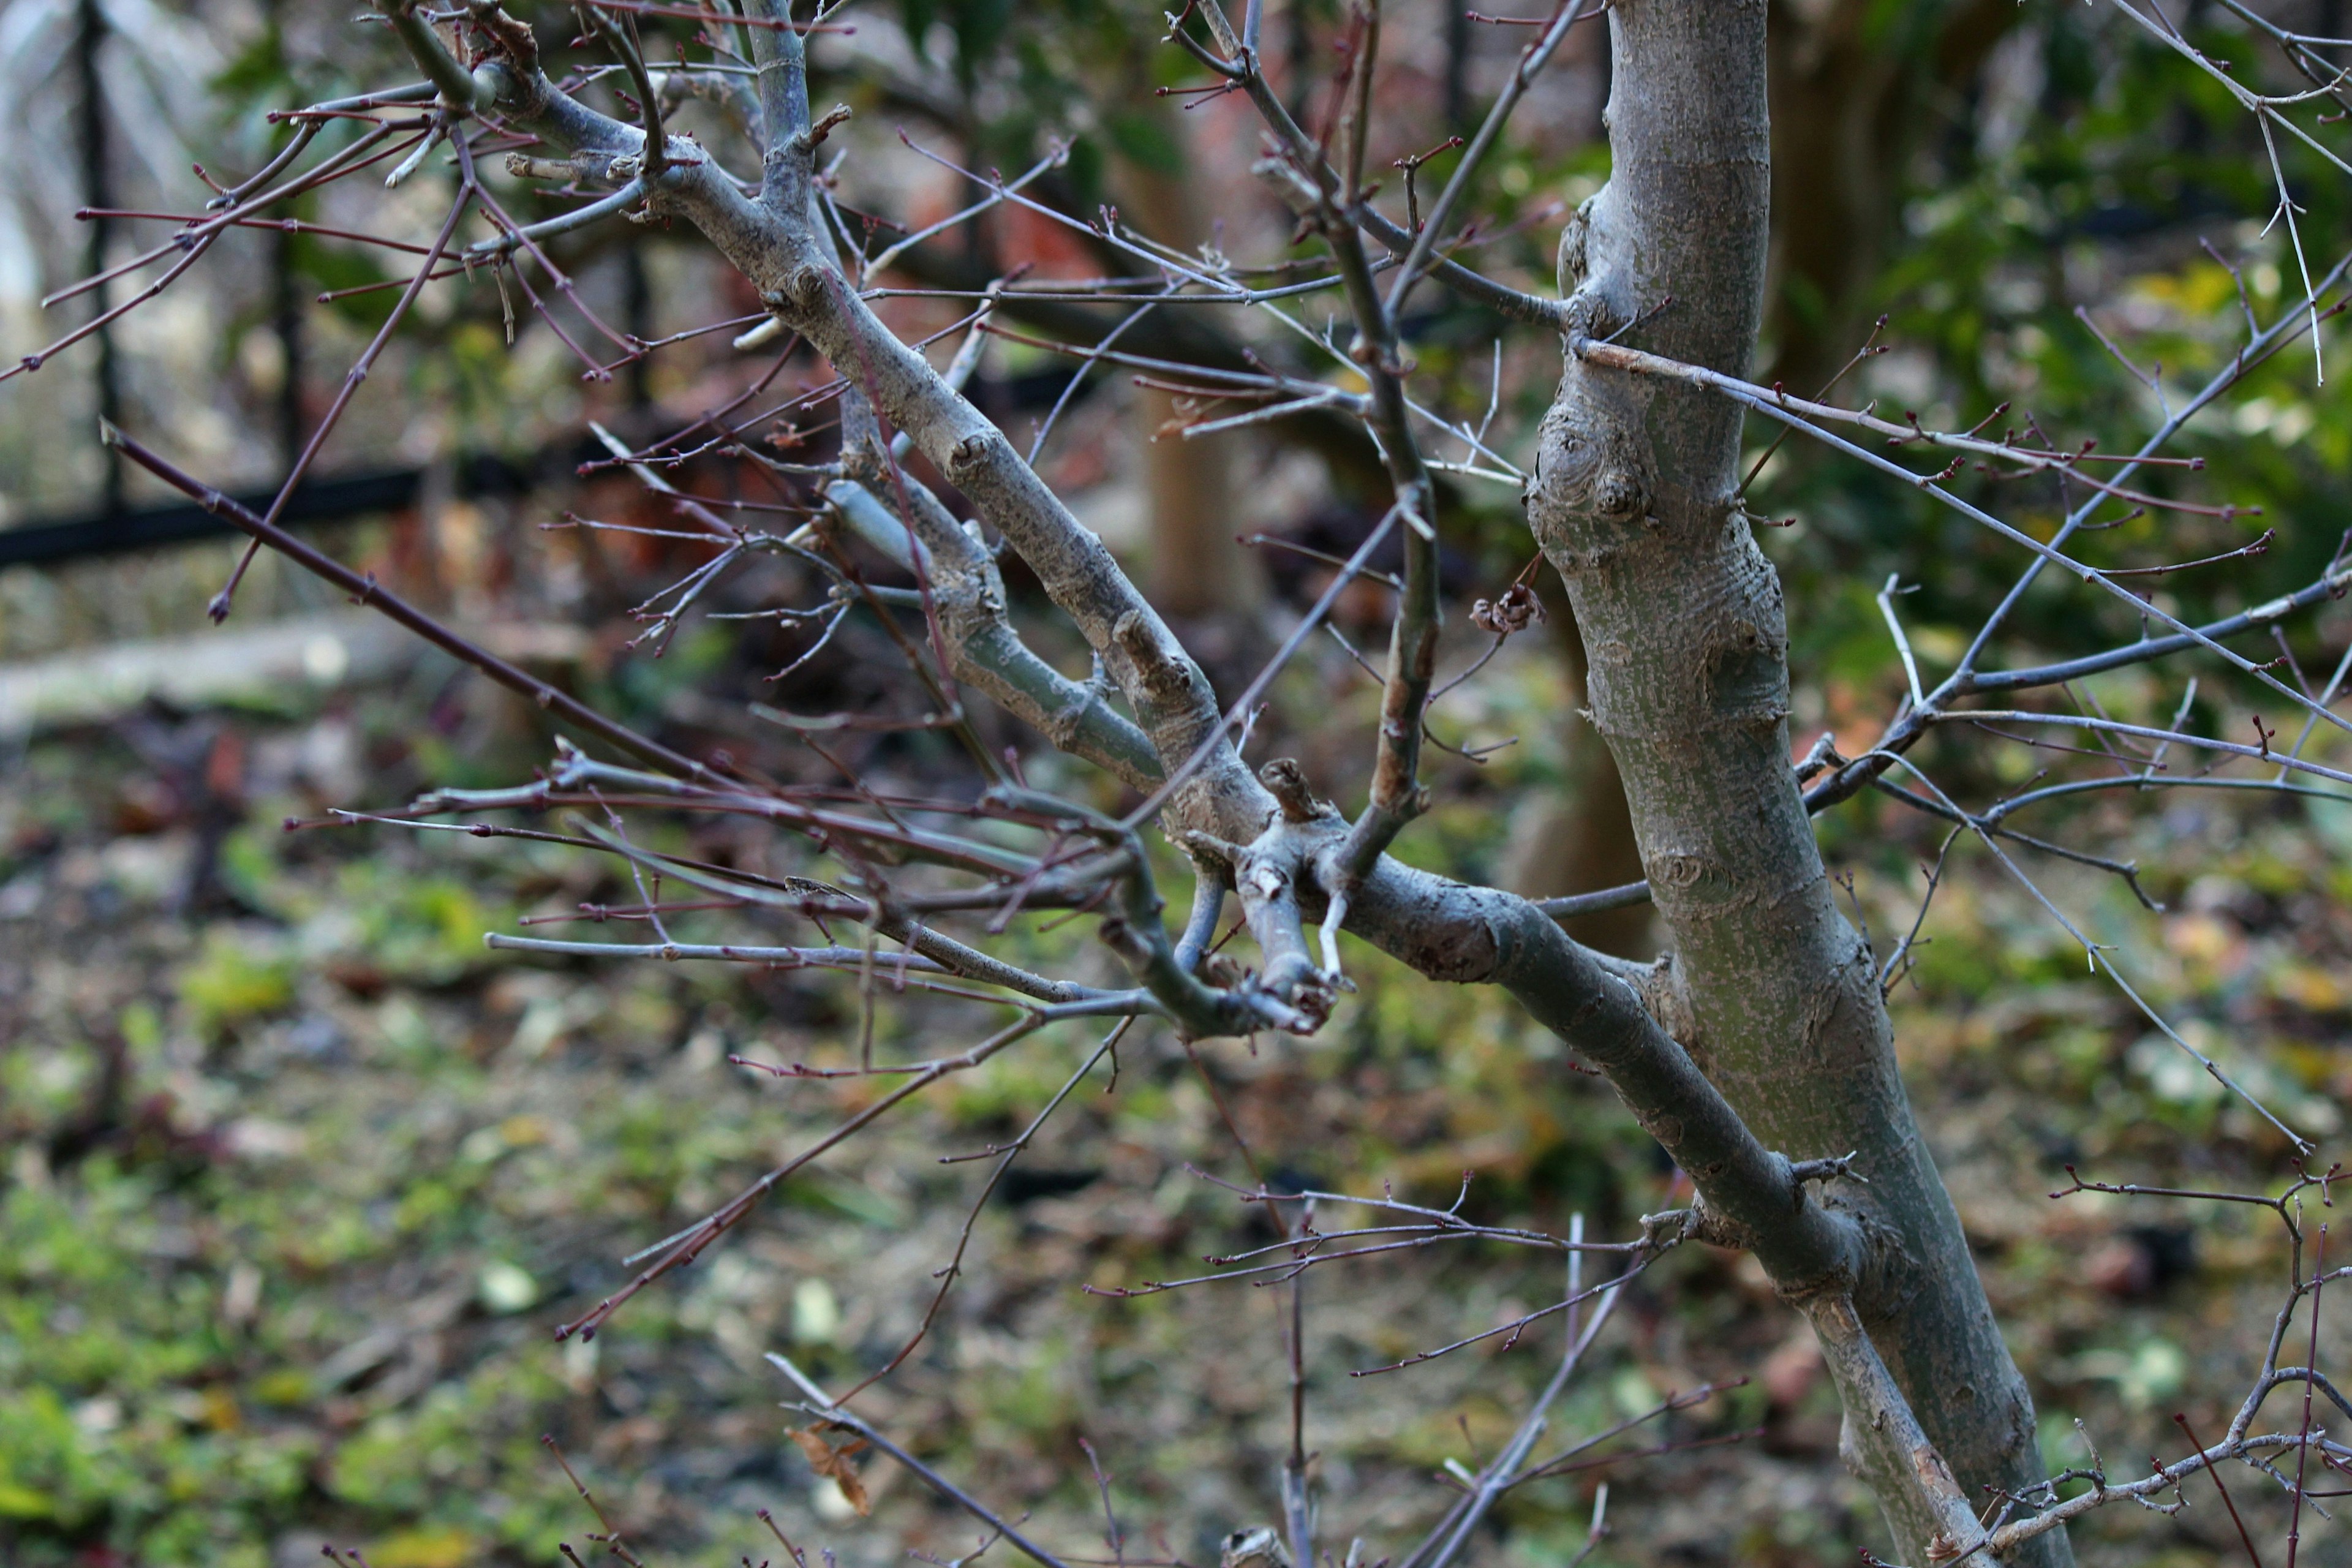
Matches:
[1504,567,1651,956]
[1117,112,1258,633]
[1765,0,2016,391]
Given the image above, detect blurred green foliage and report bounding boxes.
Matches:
[1761,7,2352,720]
[6,613,2350,1562]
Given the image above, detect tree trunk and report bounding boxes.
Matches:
[1764,0,2016,391]
[1118,121,1257,630]
[1137,382,1247,619]
[1526,6,2067,1561]
[1502,568,1653,958]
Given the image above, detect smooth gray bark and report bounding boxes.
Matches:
[1528,4,2065,1561]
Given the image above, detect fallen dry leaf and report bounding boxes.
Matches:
[791,1425,871,1516]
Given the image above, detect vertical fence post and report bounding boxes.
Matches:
[623,243,652,410]
[1285,0,1311,122]
[1446,0,1469,132]
[273,225,305,466]
[266,0,306,467]
[76,0,123,515]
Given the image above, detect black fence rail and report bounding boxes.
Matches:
[0,456,545,573]
[0,454,546,571]
[1,472,424,570]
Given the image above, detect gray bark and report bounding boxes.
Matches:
[1502,570,1653,958]
[1527,4,2065,1561]
[326,7,2076,1555]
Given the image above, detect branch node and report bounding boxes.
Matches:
[1260,758,1334,824]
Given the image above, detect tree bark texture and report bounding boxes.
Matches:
[1526,6,2066,1561]
[407,10,2072,1553]
[1504,568,1653,957]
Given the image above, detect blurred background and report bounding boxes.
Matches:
[6,2,2352,1565]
